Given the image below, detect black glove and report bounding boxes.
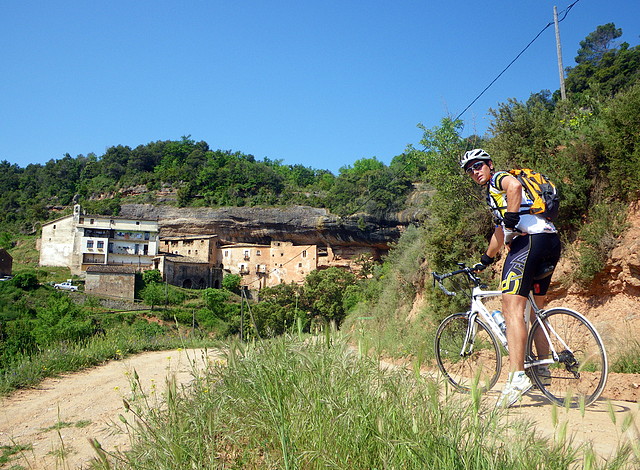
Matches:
[473,254,495,271]
[503,211,520,230]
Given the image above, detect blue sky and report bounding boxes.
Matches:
[2,1,639,174]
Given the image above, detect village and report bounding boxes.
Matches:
[36,204,359,299]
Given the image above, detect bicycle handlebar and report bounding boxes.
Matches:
[431,263,483,296]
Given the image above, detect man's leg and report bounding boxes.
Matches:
[502,293,528,372]
[531,294,550,358]
[498,292,533,407]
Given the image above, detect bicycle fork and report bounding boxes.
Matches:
[459,312,480,357]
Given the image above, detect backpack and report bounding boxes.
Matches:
[508,168,560,221]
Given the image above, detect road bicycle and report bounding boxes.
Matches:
[432,263,608,407]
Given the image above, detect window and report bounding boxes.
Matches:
[136,221,140,225]
[224,250,229,257]
[53,225,56,230]
[302,250,307,258]
[79,218,84,224]
[87,240,94,248]
[90,219,94,224]
[299,263,303,267]
[256,250,261,256]
[97,241,104,249]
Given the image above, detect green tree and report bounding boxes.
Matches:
[221,274,241,294]
[565,24,640,102]
[575,23,622,64]
[141,283,165,310]
[202,288,230,318]
[142,269,162,285]
[303,267,356,325]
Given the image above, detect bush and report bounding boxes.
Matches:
[221,274,241,294]
[11,272,39,290]
[142,269,162,285]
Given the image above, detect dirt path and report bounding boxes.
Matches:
[0,348,222,470]
[484,385,640,462]
[1,350,639,469]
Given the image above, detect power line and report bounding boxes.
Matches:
[454,0,581,121]
[346,2,582,218]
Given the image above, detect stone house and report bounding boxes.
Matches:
[154,235,223,289]
[220,241,317,290]
[39,205,159,275]
[85,264,137,299]
[0,249,12,277]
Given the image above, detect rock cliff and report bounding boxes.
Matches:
[120,204,414,251]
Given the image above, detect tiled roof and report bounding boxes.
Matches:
[85,265,138,274]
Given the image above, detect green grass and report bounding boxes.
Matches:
[0,443,31,467]
[0,324,220,397]
[611,338,640,374]
[87,334,638,470]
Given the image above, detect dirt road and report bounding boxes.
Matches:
[1,349,638,469]
[0,349,222,469]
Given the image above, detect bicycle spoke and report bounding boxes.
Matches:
[435,313,502,393]
[527,309,608,407]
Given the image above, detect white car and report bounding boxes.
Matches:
[54,280,79,291]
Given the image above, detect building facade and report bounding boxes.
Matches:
[85,264,137,299]
[0,249,12,277]
[155,235,223,289]
[220,241,317,290]
[40,205,159,275]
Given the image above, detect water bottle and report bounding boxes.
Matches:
[491,310,507,335]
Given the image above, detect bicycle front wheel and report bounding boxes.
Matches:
[434,312,502,394]
[527,308,608,407]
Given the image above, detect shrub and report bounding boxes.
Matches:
[11,272,39,290]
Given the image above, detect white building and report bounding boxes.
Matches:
[39,205,159,275]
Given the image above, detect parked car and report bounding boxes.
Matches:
[54,280,78,291]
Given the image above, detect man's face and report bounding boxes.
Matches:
[465,160,492,185]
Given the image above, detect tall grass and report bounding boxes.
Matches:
[87,334,635,470]
[611,337,640,374]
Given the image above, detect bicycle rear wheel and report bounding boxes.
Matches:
[527,308,608,407]
[434,312,502,393]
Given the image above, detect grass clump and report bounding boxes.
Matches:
[92,334,602,469]
[611,337,640,374]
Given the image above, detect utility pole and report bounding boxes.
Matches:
[554,6,567,100]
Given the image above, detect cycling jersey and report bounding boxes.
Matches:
[487,171,557,234]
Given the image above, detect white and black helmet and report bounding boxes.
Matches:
[460,149,491,169]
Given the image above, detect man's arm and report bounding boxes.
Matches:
[500,174,523,213]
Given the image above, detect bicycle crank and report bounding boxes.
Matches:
[558,350,580,378]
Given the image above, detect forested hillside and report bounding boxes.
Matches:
[0,138,415,238]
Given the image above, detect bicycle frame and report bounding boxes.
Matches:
[435,267,568,371]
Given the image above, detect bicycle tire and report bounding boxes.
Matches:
[434,312,502,393]
[526,308,608,407]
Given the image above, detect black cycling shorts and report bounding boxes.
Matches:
[501,232,562,297]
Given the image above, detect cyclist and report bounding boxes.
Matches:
[461,149,562,407]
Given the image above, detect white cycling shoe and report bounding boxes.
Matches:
[497,372,533,408]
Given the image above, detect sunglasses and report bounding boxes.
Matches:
[465,161,485,174]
